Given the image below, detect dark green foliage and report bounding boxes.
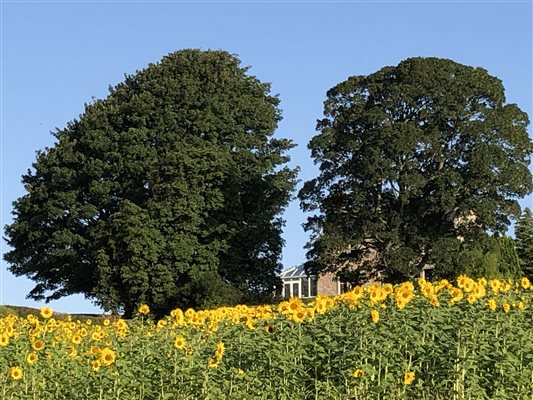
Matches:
[455,236,522,279]
[299,57,533,282]
[497,236,522,278]
[515,207,533,278]
[4,50,297,316]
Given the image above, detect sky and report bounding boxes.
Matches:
[1,0,532,314]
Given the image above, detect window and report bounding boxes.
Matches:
[292,282,299,298]
[339,281,351,294]
[284,283,291,298]
[301,277,309,298]
[310,277,318,297]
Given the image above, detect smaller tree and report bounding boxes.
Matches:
[515,207,533,278]
[495,236,522,279]
[447,235,522,280]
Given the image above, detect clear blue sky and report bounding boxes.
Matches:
[1,1,532,313]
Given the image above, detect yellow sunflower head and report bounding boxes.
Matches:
[404,371,415,385]
[138,304,150,315]
[40,307,53,319]
[8,366,23,380]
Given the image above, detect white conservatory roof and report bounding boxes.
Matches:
[280,265,311,279]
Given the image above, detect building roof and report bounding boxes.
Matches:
[280,265,310,279]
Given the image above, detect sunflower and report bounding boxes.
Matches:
[265,325,275,334]
[369,286,382,303]
[370,309,380,324]
[314,301,327,314]
[521,277,531,290]
[138,304,150,315]
[428,295,440,307]
[67,347,78,358]
[91,360,101,372]
[8,366,23,380]
[215,342,225,360]
[291,309,307,324]
[32,339,45,351]
[208,358,219,368]
[487,299,497,311]
[467,293,477,304]
[353,368,364,378]
[489,279,501,293]
[404,371,415,385]
[172,309,185,325]
[502,303,511,313]
[115,320,128,330]
[448,287,463,305]
[396,297,407,310]
[0,334,9,347]
[288,297,303,313]
[99,348,116,366]
[26,352,38,365]
[208,321,220,333]
[71,335,82,345]
[174,335,186,350]
[395,285,414,309]
[342,291,358,307]
[352,286,364,298]
[40,306,53,319]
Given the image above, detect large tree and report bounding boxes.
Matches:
[299,57,533,282]
[4,50,297,316]
[515,207,533,278]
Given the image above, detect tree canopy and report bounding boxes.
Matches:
[515,207,533,278]
[4,49,298,316]
[299,57,533,282]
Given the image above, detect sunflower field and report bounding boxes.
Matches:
[1,276,533,400]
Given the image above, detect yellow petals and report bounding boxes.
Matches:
[0,334,9,347]
[8,366,23,380]
[138,304,150,315]
[91,360,101,372]
[353,368,364,378]
[40,307,53,319]
[67,347,78,358]
[99,348,116,366]
[32,339,45,351]
[521,277,531,290]
[215,342,225,360]
[370,309,380,324]
[404,371,415,385]
[174,335,186,350]
[26,352,38,365]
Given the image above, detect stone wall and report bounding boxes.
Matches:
[317,272,339,296]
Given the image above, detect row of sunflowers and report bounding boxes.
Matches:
[1,275,533,399]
